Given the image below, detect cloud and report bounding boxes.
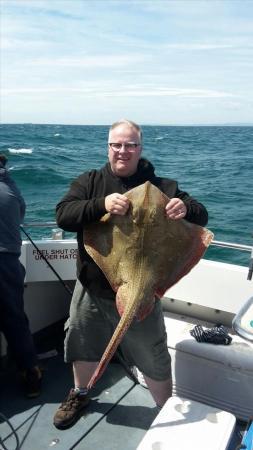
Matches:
[30,55,145,68]
[100,88,234,99]
[1,37,48,50]
[164,43,235,51]
[1,0,252,124]
[2,85,234,99]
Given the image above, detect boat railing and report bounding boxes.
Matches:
[20,222,253,280]
[21,221,253,252]
[23,222,57,228]
[211,240,252,252]
[21,221,253,280]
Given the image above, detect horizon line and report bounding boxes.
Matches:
[1,122,253,127]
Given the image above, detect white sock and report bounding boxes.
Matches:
[74,387,88,395]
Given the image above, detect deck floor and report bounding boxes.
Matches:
[0,335,247,450]
[0,350,157,450]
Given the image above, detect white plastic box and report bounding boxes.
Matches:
[137,396,236,450]
[164,313,253,421]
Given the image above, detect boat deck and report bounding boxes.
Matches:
[0,328,158,450]
[0,338,246,450]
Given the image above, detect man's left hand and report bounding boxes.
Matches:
[165,198,187,220]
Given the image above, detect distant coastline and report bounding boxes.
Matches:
[1,122,253,127]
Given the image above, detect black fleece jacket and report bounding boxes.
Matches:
[56,158,208,298]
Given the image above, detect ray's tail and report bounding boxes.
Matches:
[87,301,138,390]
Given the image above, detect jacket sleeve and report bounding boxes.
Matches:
[56,172,107,232]
[9,175,26,223]
[19,195,26,223]
[176,185,208,227]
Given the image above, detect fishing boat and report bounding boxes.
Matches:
[0,223,252,450]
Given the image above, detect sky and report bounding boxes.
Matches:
[1,0,253,125]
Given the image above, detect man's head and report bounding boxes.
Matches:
[108,119,142,177]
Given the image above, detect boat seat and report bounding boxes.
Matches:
[163,312,253,421]
[137,396,236,450]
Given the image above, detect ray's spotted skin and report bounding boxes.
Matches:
[84,181,213,389]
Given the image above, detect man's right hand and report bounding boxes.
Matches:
[105,193,130,215]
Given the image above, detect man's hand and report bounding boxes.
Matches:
[165,198,187,220]
[105,193,130,215]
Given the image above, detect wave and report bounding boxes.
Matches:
[8,148,33,154]
[12,166,68,186]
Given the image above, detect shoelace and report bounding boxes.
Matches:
[60,393,81,410]
[190,324,232,345]
[60,391,88,411]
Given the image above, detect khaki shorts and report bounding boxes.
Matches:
[64,280,171,381]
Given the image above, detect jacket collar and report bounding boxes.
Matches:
[106,158,156,186]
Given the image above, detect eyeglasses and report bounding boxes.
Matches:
[108,142,141,152]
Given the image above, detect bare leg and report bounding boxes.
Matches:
[73,361,98,388]
[143,375,172,408]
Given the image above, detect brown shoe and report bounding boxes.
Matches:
[22,366,42,398]
[53,389,90,429]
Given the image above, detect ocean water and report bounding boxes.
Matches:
[0,123,252,267]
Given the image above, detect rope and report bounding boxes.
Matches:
[190,324,232,345]
[0,412,20,450]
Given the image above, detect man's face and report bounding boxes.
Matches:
[108,124,142,177]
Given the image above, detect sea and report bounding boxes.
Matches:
[0,123,252,267]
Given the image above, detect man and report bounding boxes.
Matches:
[53,120,208,429]
[0,154,42,397]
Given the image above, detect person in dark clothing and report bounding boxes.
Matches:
[0,154,42,398]
[53,120,208,429]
